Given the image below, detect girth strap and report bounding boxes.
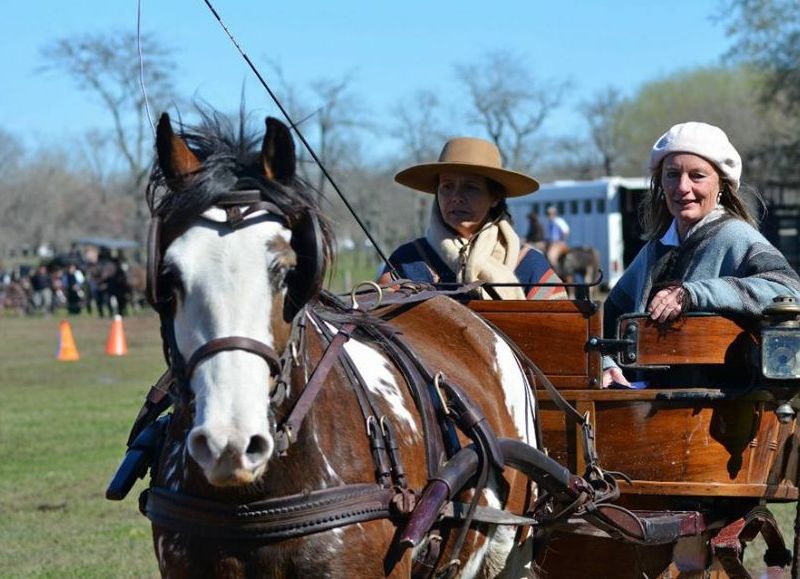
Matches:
[185,336,281,379]
[141,483,399,541]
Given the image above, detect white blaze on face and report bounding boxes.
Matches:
[165,209,290,485]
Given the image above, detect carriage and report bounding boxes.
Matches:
[470,297,800,576]
[107,110,800,578]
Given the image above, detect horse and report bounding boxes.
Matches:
[140,109,549,578]
[556,246,600,299]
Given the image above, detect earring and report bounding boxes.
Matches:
[716,191,722,204]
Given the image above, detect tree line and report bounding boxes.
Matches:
[1,0,798,267]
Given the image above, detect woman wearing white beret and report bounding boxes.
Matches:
[603,121,800,388]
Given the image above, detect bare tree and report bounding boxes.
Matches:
[40,31,178,237]
[454,51,568,171]
[389,90,446,231]
[391,89,447,163]
[263,61,372,201]
[0,129,23,176]
[538,136,599,181]
[308,76,372,196]
[581,87,626,176]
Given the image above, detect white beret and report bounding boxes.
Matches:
[649,122,742,191]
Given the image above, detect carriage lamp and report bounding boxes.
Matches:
[761,296,800,380]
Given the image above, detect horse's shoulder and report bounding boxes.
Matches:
[387,296,501,361]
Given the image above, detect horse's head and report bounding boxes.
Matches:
[148,111,330,487]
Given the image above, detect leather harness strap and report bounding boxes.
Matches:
[184,336,282,380]
[142,483,399,541]
[274,321,356,454]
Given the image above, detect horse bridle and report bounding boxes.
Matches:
[147,190,289,391]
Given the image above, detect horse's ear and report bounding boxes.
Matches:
[156,113,201,190]
[261,117,296,184]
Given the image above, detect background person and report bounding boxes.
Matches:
[603,121,800,388]
[525,210,546,252]
[29,264,53,315]
[544,204,570,267]
[378,137,565,299]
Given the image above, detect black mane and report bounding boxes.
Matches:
[147,108,319,228]
[146,107,333,274]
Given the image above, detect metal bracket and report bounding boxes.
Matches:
[587,322,639,363]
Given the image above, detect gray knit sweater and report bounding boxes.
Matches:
[603,210,800,363]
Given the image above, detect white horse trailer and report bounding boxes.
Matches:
[507,177,649,289]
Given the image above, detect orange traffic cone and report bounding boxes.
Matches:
[105,314,128,357]
[56,320,80,361]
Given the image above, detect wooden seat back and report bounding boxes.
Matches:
[616,313,759,368]
[467,299,602,389]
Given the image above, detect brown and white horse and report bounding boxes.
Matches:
[144,109,541,578]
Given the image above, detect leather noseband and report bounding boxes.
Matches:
[184,336,282,380]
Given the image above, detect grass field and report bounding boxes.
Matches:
[0,311,797,577]
[1,314,163,578]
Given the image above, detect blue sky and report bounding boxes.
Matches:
[3,1,731,150]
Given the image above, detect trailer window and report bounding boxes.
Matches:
[584,200,593,214]
[570,200,579,215]
[556,201,565,214]
[596,199,606,213]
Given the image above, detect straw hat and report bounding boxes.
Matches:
[394,137,540,197]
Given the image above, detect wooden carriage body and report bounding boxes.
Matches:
[468,300,800,576]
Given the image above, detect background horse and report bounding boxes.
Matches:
[556,246,600,299]
[144,109,542,578]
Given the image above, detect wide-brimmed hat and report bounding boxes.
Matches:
[394,137,540,197]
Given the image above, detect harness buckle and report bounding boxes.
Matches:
[433,372,450,416]
[436,558,461,579]
[225,205,245,229]
[366,415,378,436]
[275,424,294,456]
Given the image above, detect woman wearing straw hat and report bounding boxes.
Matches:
[602,121,800,388]
[378,137,565,299]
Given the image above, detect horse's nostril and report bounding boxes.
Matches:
[189,432,214,465]
[246,435,269,459]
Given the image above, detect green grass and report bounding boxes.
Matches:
[1,315,163,578]
[0,312,796,576]
[326,249,382,294]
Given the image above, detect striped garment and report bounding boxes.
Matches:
[384,238,565,300]
[604,210,800,344]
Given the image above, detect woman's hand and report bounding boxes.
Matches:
[647,285,688,324]
[602,367,631,388]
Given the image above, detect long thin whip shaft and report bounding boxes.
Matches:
[201,0,398,278]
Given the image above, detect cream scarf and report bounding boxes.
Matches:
[425,206,526,299]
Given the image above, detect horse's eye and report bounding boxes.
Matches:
[160,267,184,302]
